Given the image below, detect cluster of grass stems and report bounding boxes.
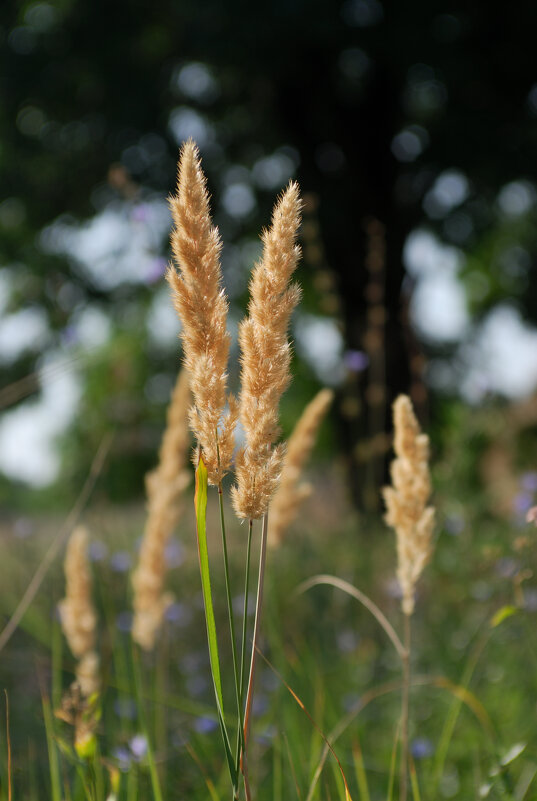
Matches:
[0,141,535,801]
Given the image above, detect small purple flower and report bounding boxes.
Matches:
[411,738,434,759]
[131,203,150,223]
[495,557,519,579]
[165,539,184,568]
[187,675,208,697]
[60,325,78,346]
[255,724,276,746]
[524,588,537,611]
[14,517,34,539]
[113,746,132,771]
[344,350,369,373]
[145,257,167,285]
[252,694,269,716]
[444,513,464,536]
[110,551,132,572]
[89,540,108,562]
[129,734,148,760]
[165,602,192,626]
[521,472,537,493]
[513,492,533,518]
[181,652,206,674]
[114,698,137,720]
[116,611,133,632]
[194,716,217,734]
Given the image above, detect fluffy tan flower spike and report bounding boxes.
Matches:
[232,182,303,520]
[166,139,237,484]
[58,526,100,697]
[132,368,191,650]
[382,395,435,616]
[269,388,333,545]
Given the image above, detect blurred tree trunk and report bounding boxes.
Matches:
[276,51,419,509]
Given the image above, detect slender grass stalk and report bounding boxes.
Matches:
[131,645,163,801]
[42,696,62,801]
[242,512,269,800]
[432,627,489,792]
[235,519,253,777]
[400,614,411,801]
[386,723,400,801]
[126,765,138,801]
[155,623,169,794]
[243,513,269,744]
[217,480,244,756]
[352,738,371,801]
[408,756,421,801]
[194,459,237,790]
[4,691,12,801]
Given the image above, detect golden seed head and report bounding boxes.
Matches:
[382,395,435,616]
[132,368,192,651]
[232,182,303,520]
[58,526,100,697]
[166,139,234,484]
[268,388,334,546]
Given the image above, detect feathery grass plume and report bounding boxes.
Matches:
[132,368,191,650]
[268,388,334,546]
[58,526,100,698]
[232,182,303,520]
[382,395,435,615]
[166,139,237,484]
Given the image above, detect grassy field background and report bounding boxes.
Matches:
[1,414,537,801]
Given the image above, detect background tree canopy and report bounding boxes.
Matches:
[2,0,537,506]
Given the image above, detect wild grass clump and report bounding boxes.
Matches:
[4,139,536,801]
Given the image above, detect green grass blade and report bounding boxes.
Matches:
[131,647,164,801]
[409,757,421,801]
[386,724,399,801]
[194,458,237,788]
[42,696,62,801]
[352,738,370,801]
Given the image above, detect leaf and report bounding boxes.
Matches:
[500,742,526,766]
[194,458,236,787]
[490,605,518,628]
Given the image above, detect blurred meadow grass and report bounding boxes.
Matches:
[1,442,537,800]
[2,140,537,801]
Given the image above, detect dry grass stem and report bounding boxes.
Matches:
[268,388,333,545]
[232,182,303,520]
[58,526,100,698]
[166,139,237,484]
[132,368,191,650]
[383,394,435,616]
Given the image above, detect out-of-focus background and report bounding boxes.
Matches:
[3,0,537,512]
[5,3,537,799]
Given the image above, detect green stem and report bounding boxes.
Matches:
[218,482,244,795]
[242,512,269,801]
[400,613,411,801]
[235,520,253,777]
